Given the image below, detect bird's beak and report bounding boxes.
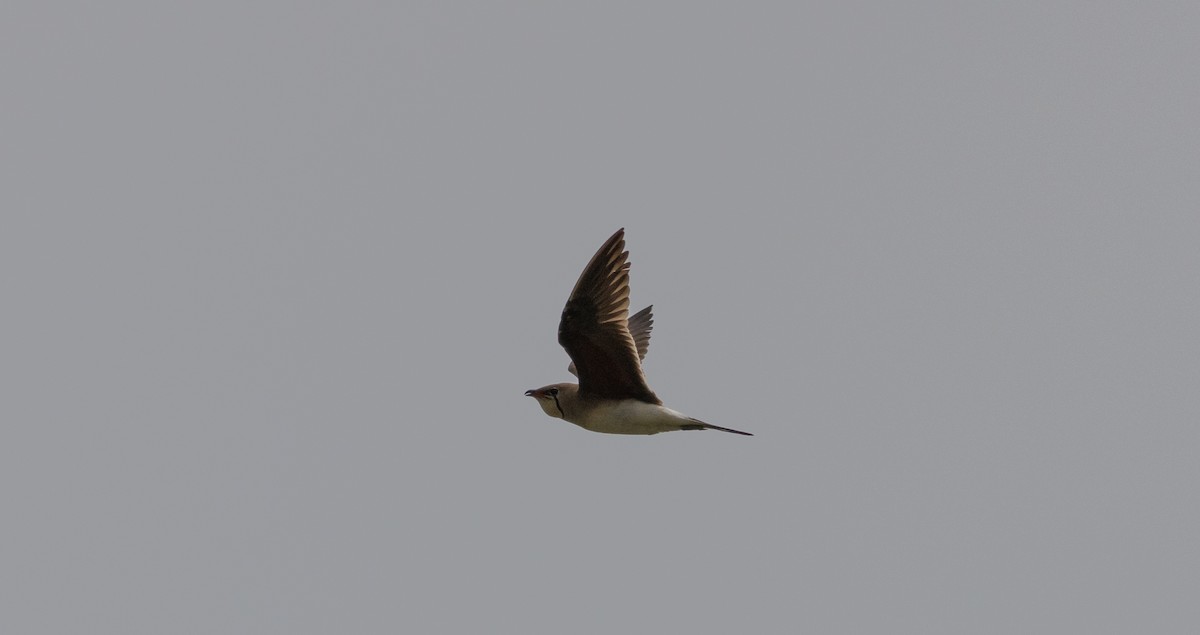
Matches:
[524,389,539,397]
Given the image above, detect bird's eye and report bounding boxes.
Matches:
[548,388,559,396]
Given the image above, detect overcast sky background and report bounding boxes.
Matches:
[4,2,1199,633]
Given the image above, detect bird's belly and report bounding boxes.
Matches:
[571,400,686,435]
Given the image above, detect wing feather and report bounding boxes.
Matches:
[558,229,660,404]
[568,304,653,377]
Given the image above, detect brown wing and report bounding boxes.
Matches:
[627,304,654,361]
[568,304,653,377]
[558,229,660,404]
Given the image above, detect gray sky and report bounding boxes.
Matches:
[4,2,1199,633]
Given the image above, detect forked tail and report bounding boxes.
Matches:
[681,417,753,436]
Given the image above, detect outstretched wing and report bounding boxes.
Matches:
[558,229,660,404]
[568,304,653,377]
[627,304,654,362]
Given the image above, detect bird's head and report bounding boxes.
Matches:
[524,383,575,419]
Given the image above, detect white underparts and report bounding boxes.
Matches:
[569,400,693,435]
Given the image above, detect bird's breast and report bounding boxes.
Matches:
[570,399,688,435]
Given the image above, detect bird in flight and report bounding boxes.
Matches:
[525,228,752,436]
